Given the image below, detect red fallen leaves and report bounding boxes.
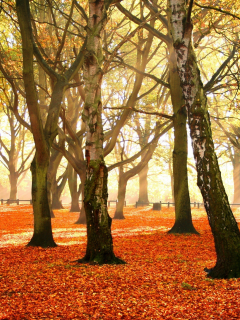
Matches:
[0,205,240,319]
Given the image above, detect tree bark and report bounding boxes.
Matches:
[114,165,126,219]
[74,172,87,224]
[68,165,81,212]
[51,183,64,209]
[138,163,149,204]
[232,147,240,204]
[168,43,198,234]
[48,149,63,215]
[8,111,19,200]
[169,0,240,278]
[78,0,124,264]
[16,0,86,247]
[16,0,57,247]
[115,1,195,233]
[28,155,56,247]
[9,172,18,200]
[51,166,68,210]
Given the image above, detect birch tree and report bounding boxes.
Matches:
[77,0,125,264]
[168,0,240,278]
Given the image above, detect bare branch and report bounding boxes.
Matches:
[104,106,173,119]
[195,2,240,21]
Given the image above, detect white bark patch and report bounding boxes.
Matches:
[169,0,185,36]
[193,139,206,159]
[205,201,210,211]
[199,140,206,159]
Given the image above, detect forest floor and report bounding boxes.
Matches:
[1,205,240,319]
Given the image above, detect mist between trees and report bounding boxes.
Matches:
[0,0,240,277]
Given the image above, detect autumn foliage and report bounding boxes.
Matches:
[1,205,240,319]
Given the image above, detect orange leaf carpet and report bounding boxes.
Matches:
[1,205,240,319]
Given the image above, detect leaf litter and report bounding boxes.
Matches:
[0,205,240,319]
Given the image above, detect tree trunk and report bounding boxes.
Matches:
[9,172,18,200]
[233,148,240,204]
[74,172,87,224]
[16,0,57,247]
[166,137,174,201]
[78,0,124,265]
[114,123,172,217]
[8,120,18,200]
[167,41,198,234]
[169,0,240,278]
[51,177,65,209]
[47,149,64,214]
[16,0,85,247]
[114,166,126,219]
[68,166,80,212]
[138,163,149,205]
[28,155,56,247]
[51,192,63,209]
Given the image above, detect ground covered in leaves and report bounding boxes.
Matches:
[1,205,240,319]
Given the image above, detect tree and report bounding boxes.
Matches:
[111,121,173,219]
[0,86,34,200]
[135,115,151,205]
[16,0,86,247]
[77,0,125,264]
[168,0,240,278]
[48,148,66,211]
[213,117,240,204]
[116,1,198,234]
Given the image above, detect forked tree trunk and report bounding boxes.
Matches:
[169,0,240,278]
[78,0,124,264]
[168,43,198,234]
[28,155,56,247]
[114,166,126,219]
[17,0,57,247]
[17,0,85,247]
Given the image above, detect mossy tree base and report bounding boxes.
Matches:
[77,254,125,265]
[83,161,125,265]
[28,156,56,248]
[168,221,199,234]
[27,235,57,248]
[205,259,240,279]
